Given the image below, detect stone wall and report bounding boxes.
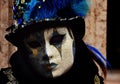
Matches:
[0,0,9,68]
[0,0,107,68]
[84,0,107,57]
[0,0,16,68]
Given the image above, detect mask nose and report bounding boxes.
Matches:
[45,42,61,63]
[45,43,54,60]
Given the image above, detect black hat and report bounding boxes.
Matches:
[5,0,90,46]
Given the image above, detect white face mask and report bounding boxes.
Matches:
[24,27,75,78]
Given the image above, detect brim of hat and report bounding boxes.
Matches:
[5,16,84,46]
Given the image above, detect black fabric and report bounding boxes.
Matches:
[0,68,9,84]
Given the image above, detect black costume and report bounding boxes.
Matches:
[0,0,107,84]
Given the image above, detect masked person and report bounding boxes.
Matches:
[0,0,110,84]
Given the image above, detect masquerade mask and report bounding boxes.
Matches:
[20,27,75,78]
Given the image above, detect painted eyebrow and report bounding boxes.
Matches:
[50,33,65,45]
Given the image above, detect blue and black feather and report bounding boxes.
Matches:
[13,0,90,26]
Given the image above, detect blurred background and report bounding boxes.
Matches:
[0,0,120,84]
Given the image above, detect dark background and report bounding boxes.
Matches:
[107,0,120,69]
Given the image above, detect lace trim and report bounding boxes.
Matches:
[3,68,19,84]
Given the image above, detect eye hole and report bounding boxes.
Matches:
[50,34,65,45]
[27,41,41,48]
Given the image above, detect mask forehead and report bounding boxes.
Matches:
[56,27,68,34]
[56,27,74,39]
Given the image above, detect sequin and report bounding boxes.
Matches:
[94,75,100,84]
[18,18,23,25]
[38,6,41,9]
[21,0,25,4]
[13,6,17,13]
[43,0,45,2]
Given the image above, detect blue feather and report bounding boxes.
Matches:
[13,0,91,28]
[53,0,70,9]
[71,0,90,17]
[30,0,71,20]
[23,0,90,21]
[30,1,56,20]
[23,0,38,22]
[86,44,112,70]
[15,0,20,6]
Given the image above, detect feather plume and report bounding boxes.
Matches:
[9,0,91,32]
[14,0,90,23]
